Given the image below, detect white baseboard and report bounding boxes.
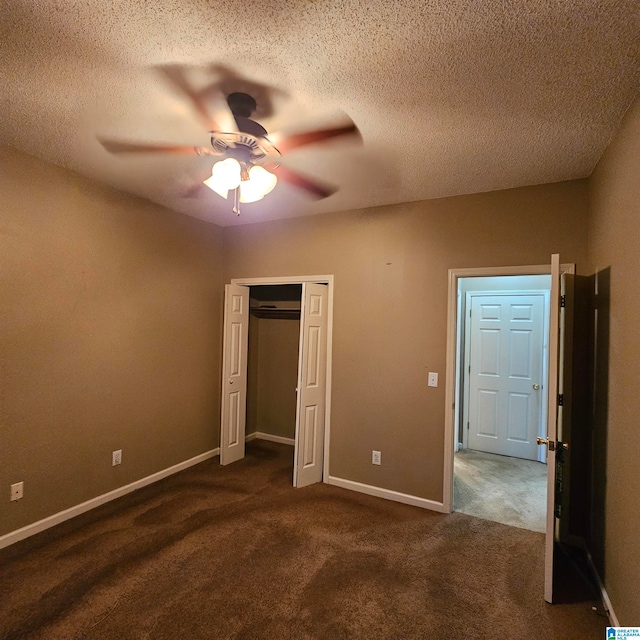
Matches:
[0,448,219,550]
[246,432,295,446]
[326,475,448,513]
[563,535,619,627]
[585,548,620,627]
[256,432,295,446]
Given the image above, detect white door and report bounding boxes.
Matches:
[293,283,328,488]
[220,284,249,465]
[466,293,546,460]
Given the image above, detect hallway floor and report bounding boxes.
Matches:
[454,448,547,532]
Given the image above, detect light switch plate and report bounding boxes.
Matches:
[428,372,438,387]
[10,482,24,501]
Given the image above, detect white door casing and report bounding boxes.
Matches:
[293,283,328,488]
[220,284,249,466]
[465,293,546,461]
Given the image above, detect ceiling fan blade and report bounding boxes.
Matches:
[158,65,237,134]
[272,165,337,199]
[99,138,211,155]
[270,121,361,153]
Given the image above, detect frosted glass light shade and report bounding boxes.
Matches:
[239,166,278,203]
[203,158,241,199]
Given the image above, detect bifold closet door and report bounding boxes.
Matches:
[293,283,328,488]
[220,284,249,465]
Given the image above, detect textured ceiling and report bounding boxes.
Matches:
[2,1,639,227]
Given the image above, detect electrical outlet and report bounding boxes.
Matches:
[428,372,439,387]
[112,450,122,466]
[372,450,381,465]
[10,482,24,502]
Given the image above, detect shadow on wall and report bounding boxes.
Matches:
[590,267,610,576]
[568,275,595,542]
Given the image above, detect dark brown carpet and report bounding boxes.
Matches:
[0,441,606,639]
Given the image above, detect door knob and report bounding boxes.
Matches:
[229,378,234,384]
[537,437,557,451]
[537,437,566,451]
[533,384,540,390]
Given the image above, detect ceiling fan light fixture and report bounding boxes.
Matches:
[100,84,360,215]
[203,157,241,198]
[238,165,278,203]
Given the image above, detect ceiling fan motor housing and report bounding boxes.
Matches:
[227,92,257,118]
[226,92,268,138]
[210,130,280,168]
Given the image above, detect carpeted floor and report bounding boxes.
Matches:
[454,448,547,532]
[0,441,605,639]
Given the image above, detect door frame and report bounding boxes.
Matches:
[229,275,334,482]
[443,263,575,513]
[461,289,550,462]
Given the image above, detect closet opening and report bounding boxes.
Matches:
[246,285,302,458]
[220,276,333,488]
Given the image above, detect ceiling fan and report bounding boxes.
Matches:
[99,73,361,216]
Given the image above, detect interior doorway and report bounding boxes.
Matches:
[445,258,574,603]
[454,275,551,532]
[220,275,334,488]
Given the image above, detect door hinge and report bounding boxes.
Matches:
[555,497,562,519]
[554,444,565,519]
[560,295,566,308]
[467,421,469,430]
[558,393,564,406]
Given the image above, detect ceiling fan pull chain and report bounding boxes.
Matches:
[232,187,240,216]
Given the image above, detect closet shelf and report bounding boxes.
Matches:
[250,308,301,320]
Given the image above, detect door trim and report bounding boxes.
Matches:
[230,275,334,483]
[443,264,575,513]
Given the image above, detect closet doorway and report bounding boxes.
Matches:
[247,284,302,450]
[220,276,333,488]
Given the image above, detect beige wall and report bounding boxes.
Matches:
[248,317,299,440]
[589,97,640,624]
[223,180,589,501]
[0,146,224,537]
